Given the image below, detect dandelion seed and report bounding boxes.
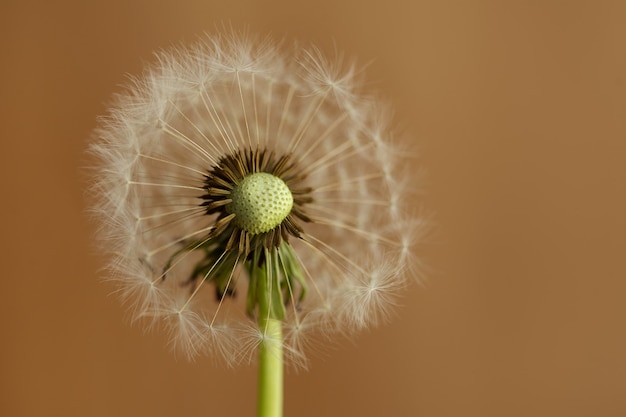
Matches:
[88,32,425,368]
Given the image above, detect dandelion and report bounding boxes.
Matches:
[89,31,425,417]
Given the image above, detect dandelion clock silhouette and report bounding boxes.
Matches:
[88,31,426,417]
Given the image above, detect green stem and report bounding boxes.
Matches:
[256,248,284,417]
[257,317,283,417]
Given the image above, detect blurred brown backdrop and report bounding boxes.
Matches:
[1,1,625,416]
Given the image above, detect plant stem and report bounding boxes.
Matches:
[256,248,284,417]
[257,317,283,417]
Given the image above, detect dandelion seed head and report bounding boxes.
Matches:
[88,31,426,366]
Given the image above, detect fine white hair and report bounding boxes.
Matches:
[88,31,426,367]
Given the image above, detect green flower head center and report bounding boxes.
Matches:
[227,173,294,235]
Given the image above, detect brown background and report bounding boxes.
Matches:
[1,1,625,416]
